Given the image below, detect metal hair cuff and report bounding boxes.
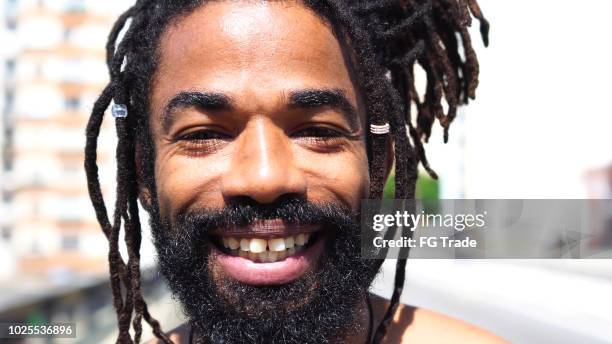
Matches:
[370,123,390,135]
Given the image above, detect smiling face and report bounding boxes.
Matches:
[145,0,379,341]
[150,0,370,281]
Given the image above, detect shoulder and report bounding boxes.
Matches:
[146,323,189,344]
[369,294,507,344]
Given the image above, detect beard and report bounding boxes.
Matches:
[149,196,381,343]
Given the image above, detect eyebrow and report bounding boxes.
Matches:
[289,89,359,130]
[162,91,232,132]
[161,88,360,132]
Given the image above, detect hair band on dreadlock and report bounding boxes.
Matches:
[370,123,391,135]
[112,103,129,118]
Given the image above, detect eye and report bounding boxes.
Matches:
[175,129,232,155]
[291,126,351,151]
[177,130,232,142]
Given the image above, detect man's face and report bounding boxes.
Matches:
[146,1,378,341]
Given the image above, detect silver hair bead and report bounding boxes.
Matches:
[111,104,128,118]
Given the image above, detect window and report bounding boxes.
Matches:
[63,27,72,41]
[61,234,79,251]
[5,60,15,79]
[4,89,14,116]
[2,192,13,203]
[7,19,16,31]
[1,227,11,241]
[65,96,80,111]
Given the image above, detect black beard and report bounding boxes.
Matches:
[150,196,380,343]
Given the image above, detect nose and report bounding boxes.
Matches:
[221,118,307,204]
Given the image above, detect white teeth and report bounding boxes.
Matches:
[295,233,306,246]
[221,233,314,263]
[240,238,250,251]
[268,238,286,252]
[250,238,267,253]
[227,237,240,250]
[284,236,294,249]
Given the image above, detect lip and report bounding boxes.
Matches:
[211,233,325,286]
[210,219,321,239]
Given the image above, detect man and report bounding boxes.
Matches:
[85,0,501,343]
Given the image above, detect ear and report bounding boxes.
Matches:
[135,143,153,212]
[383,136,395,185]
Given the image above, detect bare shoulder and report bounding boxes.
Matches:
[395,306,507,344]
[369,294,507,344]
[146,323,189,344]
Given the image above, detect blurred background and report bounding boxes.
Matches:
[0,0,610,343]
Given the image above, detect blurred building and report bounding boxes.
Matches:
[1,0,129,278]
[0,3,171,340]
[1,0,16,281]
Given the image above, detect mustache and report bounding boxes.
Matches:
[171,196,356,237]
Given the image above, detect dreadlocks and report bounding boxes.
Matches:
[84,0,488,343]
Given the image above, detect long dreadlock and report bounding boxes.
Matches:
[84,0,488,343]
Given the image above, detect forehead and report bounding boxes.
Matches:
[152,1,360,115]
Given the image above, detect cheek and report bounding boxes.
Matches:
[297,146,370,210]
[155,152,229,220]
